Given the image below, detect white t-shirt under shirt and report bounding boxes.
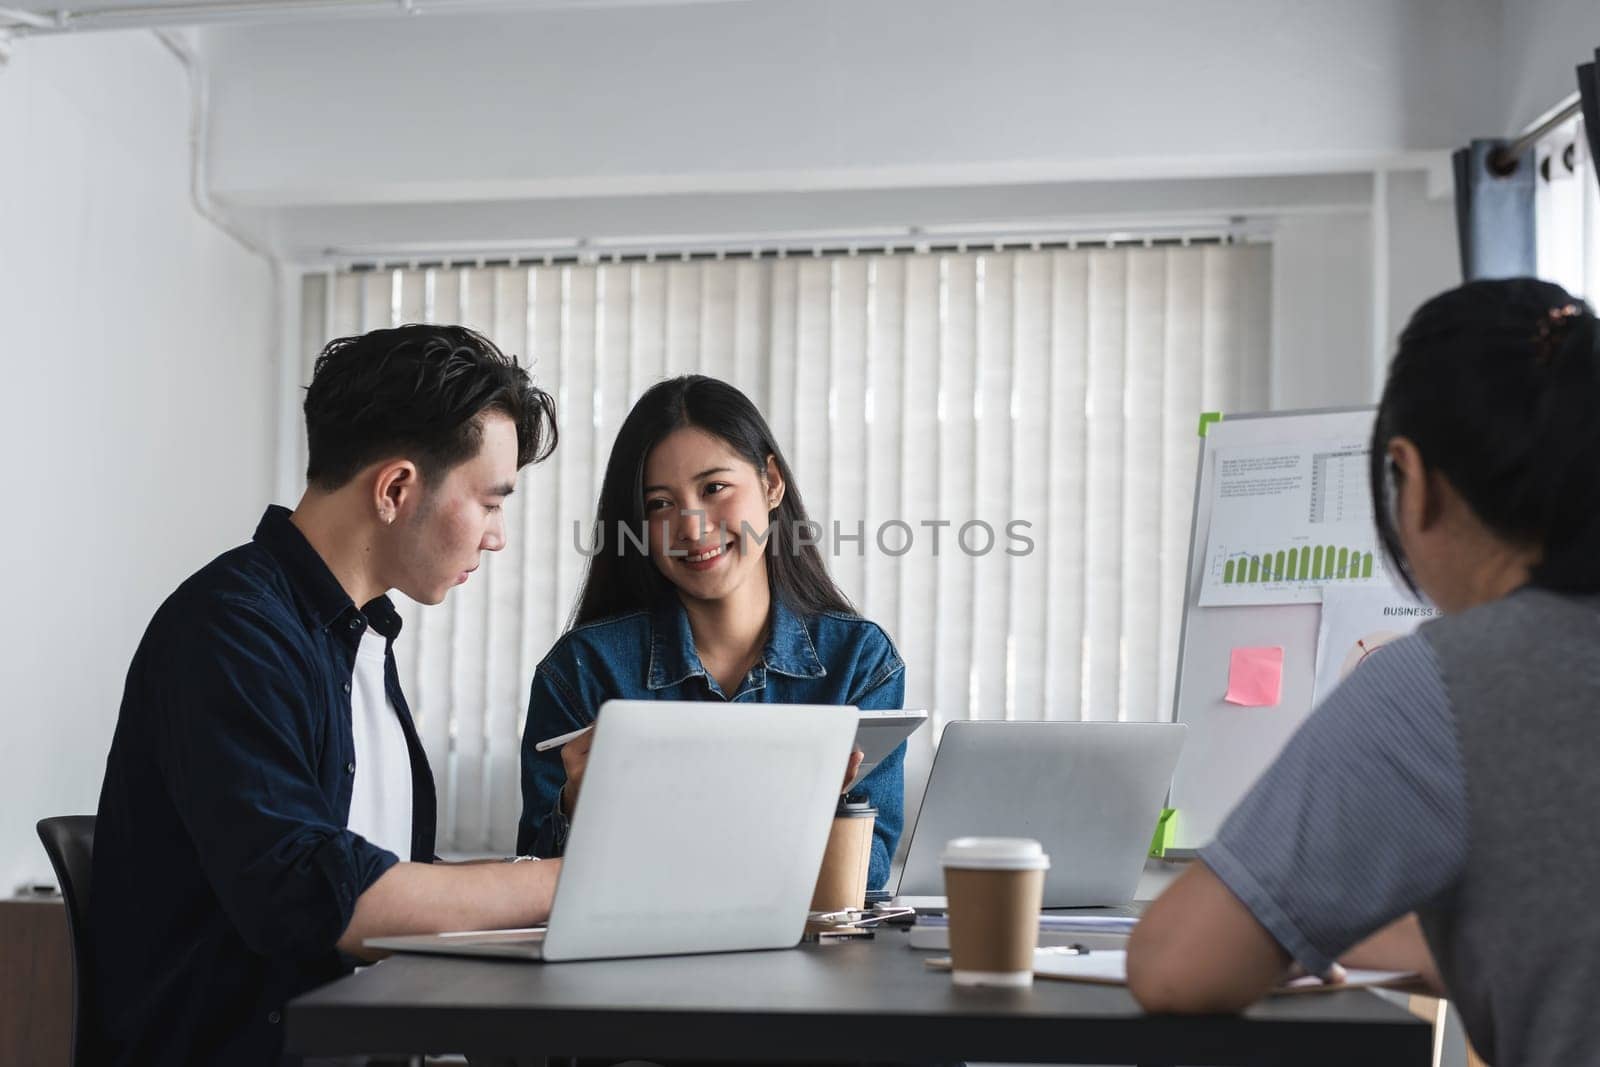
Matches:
[345,629,414,861]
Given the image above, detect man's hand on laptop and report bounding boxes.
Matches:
[559,728,595,816]
[338,856,564,961]
[841,747,864,793]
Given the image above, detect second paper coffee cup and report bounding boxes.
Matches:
[940,836,1050,987]
[810,798,877,912]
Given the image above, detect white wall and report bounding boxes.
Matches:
[1270,211,1378,409]
[1499,0,1600,131]
[0,31,278,891]
[198,0,1474,412]
[1384,168,1462,348]
[1264,167,1462,412]
[201,0,1500,208]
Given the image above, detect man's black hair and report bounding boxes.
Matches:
[303,323,557,490]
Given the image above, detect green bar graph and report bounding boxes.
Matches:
[1220,544,1378,586]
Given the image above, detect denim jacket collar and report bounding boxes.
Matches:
[646,595,826,691]
[253,505,403,640]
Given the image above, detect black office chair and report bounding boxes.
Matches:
[36,816,96,1067]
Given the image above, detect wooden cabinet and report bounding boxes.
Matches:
[0,896,72,1066]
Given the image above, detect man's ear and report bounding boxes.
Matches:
[763,454,786,511]
[373,460,421,525]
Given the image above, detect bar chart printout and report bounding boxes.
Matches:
[1198,440,1393,606]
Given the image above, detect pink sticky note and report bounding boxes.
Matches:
[1225,646,1284,707]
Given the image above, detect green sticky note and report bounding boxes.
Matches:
[1148,808,1177,858]
[1197,411,1224,438]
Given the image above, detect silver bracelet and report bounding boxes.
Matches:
[504,854,541,863]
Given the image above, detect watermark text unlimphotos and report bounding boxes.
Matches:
[571,513,1035,558]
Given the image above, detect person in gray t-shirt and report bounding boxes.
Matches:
[1127,278,1600,1067]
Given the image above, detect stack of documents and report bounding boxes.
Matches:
[907,913,1137,952]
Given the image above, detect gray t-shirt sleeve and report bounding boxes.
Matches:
[1197,631,1468,975]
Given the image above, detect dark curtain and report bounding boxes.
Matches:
[1451,139,1536,282]
[1579,52,1600,189]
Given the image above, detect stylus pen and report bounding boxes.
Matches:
[534,724,594,753]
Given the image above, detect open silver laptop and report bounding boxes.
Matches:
[892,720,1186,909]
[367,700,857,961]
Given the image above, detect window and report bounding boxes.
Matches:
[1535,114,1600,302]
[300,241,1272,851]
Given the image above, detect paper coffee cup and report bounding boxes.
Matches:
[809,798,876,912]
[940,837,1049,987]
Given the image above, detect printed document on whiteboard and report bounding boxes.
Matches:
[1312,588,1437,707]
[1198,440,1394,607]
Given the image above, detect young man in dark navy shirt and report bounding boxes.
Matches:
[91,324,562,1066]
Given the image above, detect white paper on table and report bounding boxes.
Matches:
[1312,588,1439,707]
[1198,440,1393,607]
[1031,947,1135,983]
[1028,949,1415,994]
[1035,915,1139,934]
[917,914,1137,934]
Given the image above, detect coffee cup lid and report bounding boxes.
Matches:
[835,797,877,818]
[938,836,1050,871]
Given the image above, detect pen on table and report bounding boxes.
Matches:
[534,724,594,752]
[1036,944,1091,957]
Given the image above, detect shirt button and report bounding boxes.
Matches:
[346,762,356,774]
[268,1011,281,1024]
[343,683,351,694]
[349,617,363,631]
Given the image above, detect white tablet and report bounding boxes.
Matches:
[851,709,928,785]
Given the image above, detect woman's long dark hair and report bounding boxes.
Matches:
[569,375,855,627]
[1370,277,1600,595]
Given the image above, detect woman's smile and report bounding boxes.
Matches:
[679,538,739,571]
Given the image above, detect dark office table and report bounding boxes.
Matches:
[287,928,1432,1066]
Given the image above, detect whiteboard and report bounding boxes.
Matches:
[1166,406,1379,851]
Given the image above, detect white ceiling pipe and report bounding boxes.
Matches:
[0,4,59,27]
[0,0,745,35]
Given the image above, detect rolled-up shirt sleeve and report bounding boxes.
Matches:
[153,596,398,961]
[1199,632,1469,975]
[519,660,590,857]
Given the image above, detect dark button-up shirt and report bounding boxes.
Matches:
[517,597,907,888]
[91,506,436,1066]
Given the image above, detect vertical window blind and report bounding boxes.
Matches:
[298,242,1272,853]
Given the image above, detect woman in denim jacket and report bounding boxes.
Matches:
[517,375,907,890]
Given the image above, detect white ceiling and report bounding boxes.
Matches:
[4,0,1524,266]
